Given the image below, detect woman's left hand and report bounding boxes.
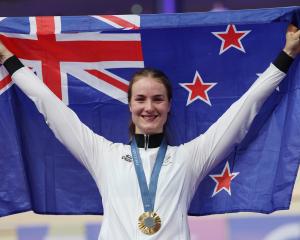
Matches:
[283,24,300,58]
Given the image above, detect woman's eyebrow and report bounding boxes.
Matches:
[133,94,166,98]
[153,94,166,98]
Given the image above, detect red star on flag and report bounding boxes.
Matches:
[212,24,251,54]
[180,71,217,106]
[209,162,239,197]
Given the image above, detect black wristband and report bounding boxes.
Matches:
[273,51,294,73]
[3,55,24,75]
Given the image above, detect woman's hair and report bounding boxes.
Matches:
[128,68,173,136]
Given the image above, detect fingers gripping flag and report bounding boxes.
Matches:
[0,7,299,216]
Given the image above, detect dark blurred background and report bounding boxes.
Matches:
[0,0,299,16]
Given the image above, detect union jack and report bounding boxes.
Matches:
[0,15,144,104]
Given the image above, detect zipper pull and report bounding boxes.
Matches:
[144,134,149,150]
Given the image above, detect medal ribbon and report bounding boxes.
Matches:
[131,137,167,212]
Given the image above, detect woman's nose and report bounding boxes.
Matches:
[144,100,154,111]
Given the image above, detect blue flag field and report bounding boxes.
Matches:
[0,7,299,217]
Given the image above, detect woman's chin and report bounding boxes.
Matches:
[136,126,163,135]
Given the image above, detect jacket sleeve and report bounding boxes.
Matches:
[183,52,292,184]
[9,63,111,180]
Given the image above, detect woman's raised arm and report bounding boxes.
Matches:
[185,25,300,181]
[0,41,110,179]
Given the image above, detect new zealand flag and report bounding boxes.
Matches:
[0,7,299,216]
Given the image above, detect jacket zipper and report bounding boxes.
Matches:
[144,134,149,150]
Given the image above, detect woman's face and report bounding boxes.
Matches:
[129,77,171,135]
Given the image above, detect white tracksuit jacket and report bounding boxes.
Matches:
[11,63,286,240]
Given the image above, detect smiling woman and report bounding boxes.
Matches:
[128,68,172,136]
[0,25,299,240]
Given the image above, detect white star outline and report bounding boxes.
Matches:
[209,161,239,197]
[179,71,217,106]
[212,24,251,55]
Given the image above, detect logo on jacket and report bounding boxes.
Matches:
[122,154,133,162]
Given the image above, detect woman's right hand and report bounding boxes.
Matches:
[0,40,13,64]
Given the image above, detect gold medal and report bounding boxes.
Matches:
[138,211,161,235]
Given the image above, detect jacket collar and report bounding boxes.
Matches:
[134,133,164,150]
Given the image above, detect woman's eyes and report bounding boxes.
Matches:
[135,97,145,102]
[134,97,165,103]
[153,97,164,102]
